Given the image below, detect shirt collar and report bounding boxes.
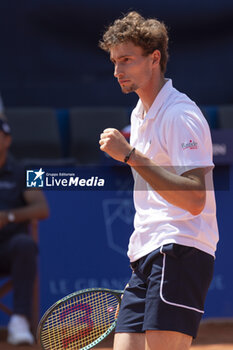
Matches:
[134,78,174,121]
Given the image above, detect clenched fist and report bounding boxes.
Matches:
[99,128,132,162]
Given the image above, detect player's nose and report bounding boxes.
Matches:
[114,63,123,78]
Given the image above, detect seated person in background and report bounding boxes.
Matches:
[0,119,49,345]
[0,93,5,120]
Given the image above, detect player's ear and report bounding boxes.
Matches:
[151,49,161,67]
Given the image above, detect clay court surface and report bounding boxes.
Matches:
[1,321,233,350]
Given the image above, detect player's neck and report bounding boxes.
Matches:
[137,74,166,116]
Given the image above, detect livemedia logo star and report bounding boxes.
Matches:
[26,168,45,187]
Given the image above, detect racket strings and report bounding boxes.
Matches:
[40,291,119,350]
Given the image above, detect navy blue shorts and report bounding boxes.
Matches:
[115,244,214,338]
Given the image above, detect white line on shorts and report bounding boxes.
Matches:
[159,246,204,314]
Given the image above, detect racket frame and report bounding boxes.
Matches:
[37,287,123,350]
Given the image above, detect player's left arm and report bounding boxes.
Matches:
[0,189,49,228]
[99,128,206,216]
[129,152,206,216]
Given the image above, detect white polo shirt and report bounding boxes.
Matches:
[128,79,219,262]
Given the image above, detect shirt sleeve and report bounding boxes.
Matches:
[165,107,214,175]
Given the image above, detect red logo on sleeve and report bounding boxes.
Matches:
[181,140,198,150]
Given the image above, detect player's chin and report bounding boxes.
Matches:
[121,85,137,94]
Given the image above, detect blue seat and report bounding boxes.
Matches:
[5,108,63,159]
[200,105,219,129]
[69,106,129,164]
[218,105,233,128]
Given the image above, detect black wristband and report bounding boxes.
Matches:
[124,147,135,163]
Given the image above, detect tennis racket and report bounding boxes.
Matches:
[37,288,123,350]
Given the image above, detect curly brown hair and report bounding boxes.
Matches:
[99,11,169,73]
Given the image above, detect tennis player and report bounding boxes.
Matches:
[99,11,219,350]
